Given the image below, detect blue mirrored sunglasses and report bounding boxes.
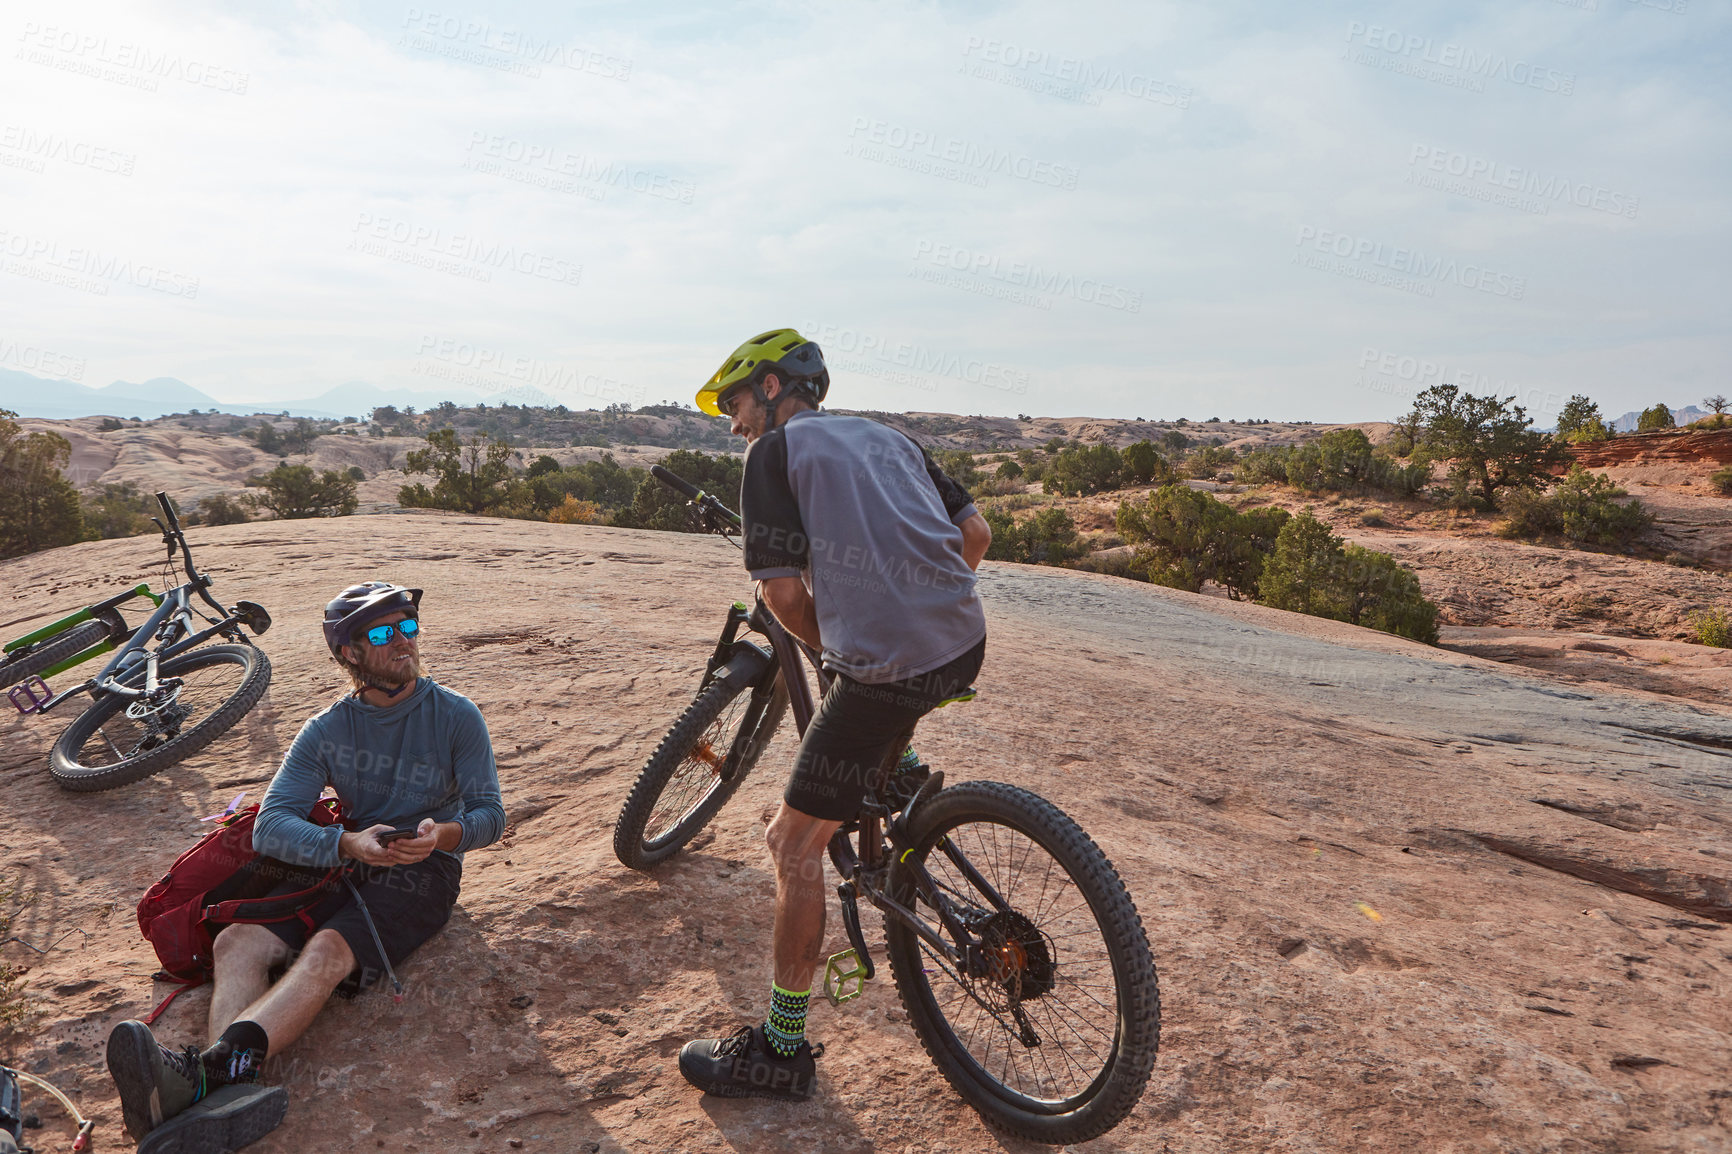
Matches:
[364,617,419,646]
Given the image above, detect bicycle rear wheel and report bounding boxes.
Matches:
[613,676,788,870]
[0,613,124,690]
[49,644,271,792]
[884,781,1159,1145]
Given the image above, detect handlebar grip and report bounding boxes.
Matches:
[650,464,701,500]
[156,491,182,532]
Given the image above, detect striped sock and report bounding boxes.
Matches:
[764,983,810,1059]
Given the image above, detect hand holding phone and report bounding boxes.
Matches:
[376,827,420,845]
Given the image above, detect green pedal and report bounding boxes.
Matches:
[823,949,869,1007]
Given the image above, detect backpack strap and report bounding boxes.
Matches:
[143,976,205,1026]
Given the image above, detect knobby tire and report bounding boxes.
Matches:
[883,780,1160,1145]
[0,616,122,691]
[613,676,787,870]
[48,643,271,792]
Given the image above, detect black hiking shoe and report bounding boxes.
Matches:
[107,1020,207,1141]
[678,1024,820,1100]
[136,1082,288,1153]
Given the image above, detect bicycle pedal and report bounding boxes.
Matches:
[7,675,51,715]
[823,949,870,1007]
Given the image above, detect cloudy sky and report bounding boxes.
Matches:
[0,0,1724,423]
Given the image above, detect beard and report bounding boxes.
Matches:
[348,642,423,693]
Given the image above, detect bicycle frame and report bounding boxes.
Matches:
[14,492,269,716]
[656,462,1000,986]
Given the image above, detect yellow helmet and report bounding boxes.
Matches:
[695,328,829,416]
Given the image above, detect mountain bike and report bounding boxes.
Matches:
[2,491,273,792]
[613,466,1159,1145]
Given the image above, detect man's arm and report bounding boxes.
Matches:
[959,512,991,571]
[253,719,345,868]
[760,576,821,649]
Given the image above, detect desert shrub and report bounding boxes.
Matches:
[1043,444,1124,496]
[933,449,982,491]
[1258,512,1439,643]
[1497,467,1652,548]
[1236,447,1293,485]
[982,504,1084,565]
[528,453,641,516]
[995,459,1023,481]
[1556,396,1613,443]
[1691,609,1732,648]
[969,474,1027,499]
[252,421,282,453]
[399,429,519,513]
[612,450,740,532]
[1115,484,1288,600]
[1183,445,1236,479]
[1712,466,1732,496]
[80,481,156,539]
[1014,448,1046,482]
[1402,385,1566,511]
[346,465,366,482]
[1068,551,1146,581]
[547,496,602,524]
[195,492,252,526]
[246,464,359,519]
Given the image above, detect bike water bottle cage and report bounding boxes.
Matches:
[363,618,419,646]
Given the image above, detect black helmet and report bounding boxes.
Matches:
[322,582,421,655]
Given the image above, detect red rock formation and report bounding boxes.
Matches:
[1567,426,1732,468]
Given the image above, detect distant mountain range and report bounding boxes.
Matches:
[0,369,560,421]
[1609,404,1708,433]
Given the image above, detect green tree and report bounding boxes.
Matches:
[612,450,743,532]
[995,459,1023,481]
[933,449,981,490]
[1338,545,1439,644]
[527,454,562,477]
[245,464,359,519]
[1043,444,1124,496]
[281,418,319,453]
[982,505,1082,565]
[1120,441,1170,485]
[399,429,519,513]
[80,482,156,540]
[1555,395,1610,443]
[1636,403,1675,432]
[1115,484,1287,600]
[253,421,282,453]
[529,453,642,516]
[1161,429,1190,451]
[1403,385,1566,510]
[0,412,85,557]
[1258,513,1437,642]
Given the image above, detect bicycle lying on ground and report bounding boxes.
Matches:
[613,466,1159,1145]
[1,491,273,792]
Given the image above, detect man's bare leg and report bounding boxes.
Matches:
[766,803,842,994]
[221,929,356,1054]
[208,924,291,1043]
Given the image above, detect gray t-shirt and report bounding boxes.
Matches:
[253,678,504,869]
[741,409,986,684]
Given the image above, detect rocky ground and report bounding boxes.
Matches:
[0,516,1727,1153]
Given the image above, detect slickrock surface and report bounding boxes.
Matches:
[1,515,1728,1152]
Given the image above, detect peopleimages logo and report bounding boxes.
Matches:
[399,8,632,80]
[348,213,583,286]
[1407,145,1638,219]
[15,22,250,94]
[0,227,200,298]
[910,240,1142,313]
[844,118,1080,190]
[0,336,85,382]
[1293,225,1527,300]
[461,132,695,204]
[959,37,1191,109]
[0,125,135,176]
[1342,21,1575,96]
[802,321,1031,396]
[411,336,644,404]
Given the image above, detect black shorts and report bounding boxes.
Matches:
[250,854,461,995]
[785,638,986,822]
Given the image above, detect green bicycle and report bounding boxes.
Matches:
[2,491,272,792]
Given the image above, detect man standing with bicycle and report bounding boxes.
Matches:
[677,329,991,1100]
[104,582,504,1151]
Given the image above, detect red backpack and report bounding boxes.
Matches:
[136,799,346,1022]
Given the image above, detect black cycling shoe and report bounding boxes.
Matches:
[678,1024,821,1100]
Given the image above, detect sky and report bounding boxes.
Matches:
[0,0,1725,424]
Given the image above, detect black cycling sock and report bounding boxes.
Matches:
[202,1020,269,1086]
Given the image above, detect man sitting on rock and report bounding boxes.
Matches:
[105,581,505,1151]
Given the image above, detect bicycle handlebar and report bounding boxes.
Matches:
[155,491,227,613]
[650,465,742,531]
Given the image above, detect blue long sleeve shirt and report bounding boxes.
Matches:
[253,678,505,869]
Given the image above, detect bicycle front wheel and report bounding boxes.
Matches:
[613,676,788,870]
[49,644,271,792]
[884,781,1160,1146]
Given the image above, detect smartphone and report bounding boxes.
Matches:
[377,827,420,844]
